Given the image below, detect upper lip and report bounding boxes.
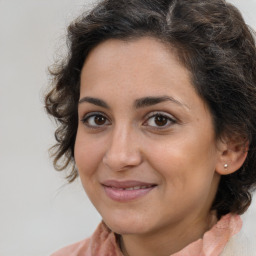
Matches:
[101,180,157,189]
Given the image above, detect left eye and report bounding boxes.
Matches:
[144,113,176,128]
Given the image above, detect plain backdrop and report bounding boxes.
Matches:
[0,1,255,255]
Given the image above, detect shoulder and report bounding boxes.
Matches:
[50,222,123,256]
[50,238,90,256]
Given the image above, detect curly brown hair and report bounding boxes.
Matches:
[45,0,256,218]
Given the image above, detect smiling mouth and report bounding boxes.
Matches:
[102,181,157,202]
[108,185,155,191]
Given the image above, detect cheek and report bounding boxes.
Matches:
[74,130,105,178]
[146,141,218,216]
[144,134,217,189]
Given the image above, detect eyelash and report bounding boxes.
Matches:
[143,112,176,129]
[81,112,110,129]
[80,111,177,130]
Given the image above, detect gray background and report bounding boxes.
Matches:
[0,0,255,255]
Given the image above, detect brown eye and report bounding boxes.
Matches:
[144,112,176,129]
[82,113,110,128]
[94,115,106,125]
[154,115,168,126]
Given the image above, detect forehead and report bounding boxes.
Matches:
[84,37,178,65]
[80,37,193,95]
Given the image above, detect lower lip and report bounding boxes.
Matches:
[103,186,155,202]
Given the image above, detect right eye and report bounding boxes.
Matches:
[81,113,110,128]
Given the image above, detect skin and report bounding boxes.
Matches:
[75,37,228,256]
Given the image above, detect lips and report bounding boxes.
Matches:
[102,180,156,202]
[113,185,154,190]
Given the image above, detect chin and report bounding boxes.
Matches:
[101,212,151,235]
[106,221,149,235]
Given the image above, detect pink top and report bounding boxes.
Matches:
[51,214,242,256]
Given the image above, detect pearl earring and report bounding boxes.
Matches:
[224,163,228,168]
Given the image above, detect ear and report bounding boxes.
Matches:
[215,137,248,175]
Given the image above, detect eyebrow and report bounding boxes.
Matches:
[134,96,189,109]
[78,95,189,109]
[78,97,110,109]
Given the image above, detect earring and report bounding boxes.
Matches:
[224,163,228,169]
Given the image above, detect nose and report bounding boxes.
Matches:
[102,124,143,171]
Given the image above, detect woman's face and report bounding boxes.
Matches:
[75,37,222,236]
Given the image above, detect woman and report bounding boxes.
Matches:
[45,0,256,255]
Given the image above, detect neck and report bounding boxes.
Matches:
[119,212,217,256]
